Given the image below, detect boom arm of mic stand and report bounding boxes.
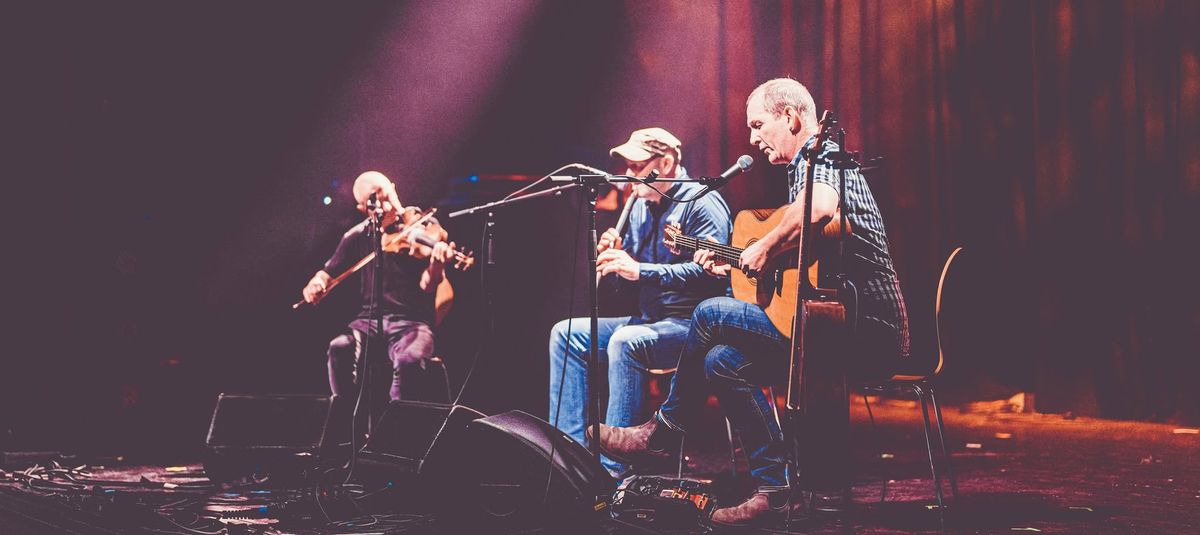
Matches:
[447,182,578,219]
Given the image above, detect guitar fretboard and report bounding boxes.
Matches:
[671,234,744,267]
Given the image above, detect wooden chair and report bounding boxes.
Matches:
[858,246,964,512]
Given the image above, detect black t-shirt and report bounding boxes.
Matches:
[323,221,436,325]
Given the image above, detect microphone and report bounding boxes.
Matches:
[550,163,611,182]
[569,163,610,176]
[701,155,754,189]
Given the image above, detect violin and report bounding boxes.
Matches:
[293,206,474,309]
[382,207,475,269]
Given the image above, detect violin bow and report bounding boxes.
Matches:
[291,208,438,309]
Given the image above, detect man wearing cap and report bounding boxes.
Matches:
[594,79,910,526]
[548,127,732,478]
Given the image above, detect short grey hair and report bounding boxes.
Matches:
[747,78,817,124]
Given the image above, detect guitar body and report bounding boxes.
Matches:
[729,208,825,337]
[662,206,848,339]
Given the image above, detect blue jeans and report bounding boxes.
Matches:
[659,296,901,490]
[659,297,791,487]
[548,315,690,475]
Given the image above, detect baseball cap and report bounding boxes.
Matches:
[609,127,682,162]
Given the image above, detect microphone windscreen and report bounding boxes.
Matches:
[736,155,754,172]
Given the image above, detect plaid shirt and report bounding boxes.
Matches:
[788,135,910,357]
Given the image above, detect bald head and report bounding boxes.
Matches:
[352,171,403,222]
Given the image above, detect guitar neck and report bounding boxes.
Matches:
[672,234,744,266]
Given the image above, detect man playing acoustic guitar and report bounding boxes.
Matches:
[593,78,910,526]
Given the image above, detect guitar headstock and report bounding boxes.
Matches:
[662,222,683,254]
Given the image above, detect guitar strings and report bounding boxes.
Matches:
[675,238,743,260]
[674,236,744,257]
[672,235,744,265]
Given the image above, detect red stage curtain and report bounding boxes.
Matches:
[613,0,1199,421]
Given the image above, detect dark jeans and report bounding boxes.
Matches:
[658,297,900,489]
[327,316,434,402]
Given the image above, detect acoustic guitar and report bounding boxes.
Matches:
[663,206,849,338]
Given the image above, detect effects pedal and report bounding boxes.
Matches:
[610,475,718,530]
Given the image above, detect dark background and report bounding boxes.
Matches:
[3,0,1198,457]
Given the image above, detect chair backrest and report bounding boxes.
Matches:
[930,247,964,377]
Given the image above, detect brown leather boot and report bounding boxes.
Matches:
[586,415,680,465]
[710,492,800,527]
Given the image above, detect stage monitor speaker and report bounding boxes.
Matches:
[357,400,485,480]
[203,393,333,484]
[421,410,613,529]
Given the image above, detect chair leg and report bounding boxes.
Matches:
[914,384,946,513]
[725,418,738,480]
[926,387,958,498]
[863,390,889,503]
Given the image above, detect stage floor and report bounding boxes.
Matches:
[2,395,1197,534]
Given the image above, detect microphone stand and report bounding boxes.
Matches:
[830,127,861,319]
[783,111,867,509]
[784,110,852,501]
[583,178,602,454]
[824,122,860,506]
[344,193,385,483]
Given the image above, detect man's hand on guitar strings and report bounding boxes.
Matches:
[694,237,732,278]
[739,239,770,278]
